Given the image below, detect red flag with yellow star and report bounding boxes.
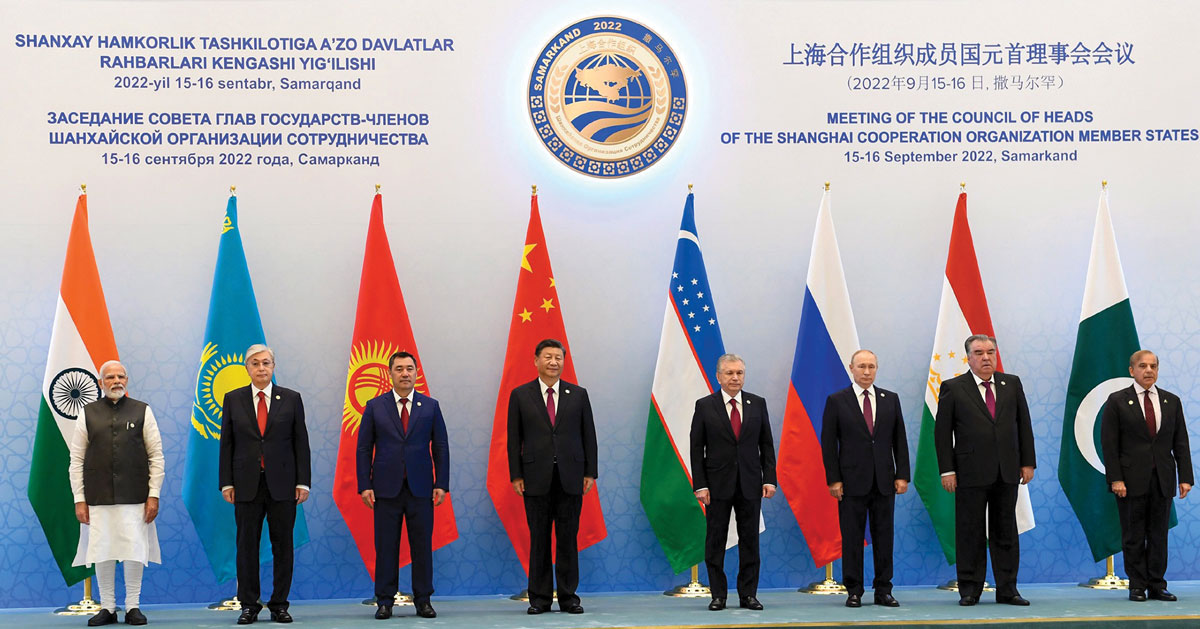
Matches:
[333,193,458,579]
[485,192,607,574]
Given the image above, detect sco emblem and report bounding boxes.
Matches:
[528,16,687,178]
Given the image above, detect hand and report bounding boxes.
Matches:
[361,489,376,509]
[894,479,909,495]
[296,487,310,504]
[941,473,957,493]
[433,488,446,506]
[695,489,710,506]
[222,487,236,504]
[1180,483,1191,499]
[828,482,844,501]
[144,497,159,523]
[1020,466,1035,485]
[762,484,776,499]
[75,502,89,525]
[1111,481,1127,498]
[583,477,595,494]
[512,478,524,496]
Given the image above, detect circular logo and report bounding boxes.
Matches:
[528,16,687,178]
[49,367,100,419]
[342,340,427,434]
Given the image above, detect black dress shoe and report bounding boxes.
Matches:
[88,609,117,626]
[739,596,763,610]
[1150,589,1177,601]
[416,602,437,618]
[237,607,260,625]
[562,604,584,614]
[707,598,726,611]
[375,605,393,619]
[1129,589,1147,602]
[124,608,148,625]
[526,605,550,615]
[845,594,861,608]
[874,593,900,607]
[997,595,1030,606]
[269,609,293,623]
[959,595,978,606]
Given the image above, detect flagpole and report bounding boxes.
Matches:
[800,563,846,594]
[54,577,104,615]
[664,565,711,597]
[1080,555,1128,589]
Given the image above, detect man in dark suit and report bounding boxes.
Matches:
[691,353,777,612]
[507,338,597,615]
[1101,349,1193,602]
[357,351,449,619]
[935,334,1035,607]
[219,345,311,625]
[821,349,909,608]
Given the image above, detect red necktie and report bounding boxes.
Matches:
[399,397,410,434]
[729,398,741,439]
[1144,390,1157,439]
[546,388,556,426]
[982,381,996,420]
[256,391,268,468]
[863,390,874,436]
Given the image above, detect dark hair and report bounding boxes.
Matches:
[535,338,565,357]
[388,351,417,369]
[963,334,997,353]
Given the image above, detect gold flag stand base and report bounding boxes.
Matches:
[1080,556,1128,589]
[663,566,710,597]
[800,564,846,594]
[54,578,110,616]
[937,580,995,592]
[510,589,556,602]
[208,595,258,611]
[360,592,414,606]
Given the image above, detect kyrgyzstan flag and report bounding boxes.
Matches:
[485,190,607,574]
[333,192,458,579]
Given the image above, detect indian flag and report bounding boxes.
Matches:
[28,193,119,585]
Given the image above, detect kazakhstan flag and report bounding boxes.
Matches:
[182,195,310,583]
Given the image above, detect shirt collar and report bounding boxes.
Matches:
[852,383,875,398]
[393,389,415,405]
[971,371,992,387]
[720,389,743,407]
[539,378,559,398]
[1134,383,1157,396]
[253,382,273,400]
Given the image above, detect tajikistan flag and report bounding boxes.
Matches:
[28,192,119,585]
[640,192,759,574]
[912,192,1035,565]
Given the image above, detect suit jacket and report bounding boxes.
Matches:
[820,386,910,496]
[356,391,449,499]
[934,372,1035,487]
[218,384,311,502]
[1101,385,1194,498]
[690,390,777,500]
[507,379,598,496]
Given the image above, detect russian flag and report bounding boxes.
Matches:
[777,188,860,568]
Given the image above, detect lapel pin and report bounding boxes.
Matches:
[565,389,571,394]
[1128,400,1134,405]
[746,399,751,404]
[1000,380,1007,386]
[417,401,422,407]
[880,392,886,398]
[275,395,281,400]
[1163,399,1168,404]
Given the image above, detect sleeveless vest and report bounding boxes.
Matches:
[82,396,150,505]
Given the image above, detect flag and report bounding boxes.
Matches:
[777,189,860,568]
[28,193,115,585]
[639,192,736,574]
[1059,188,1171,562]
[333,193,458,579]
[182,195,310,583]
[485,192,606,574]
[913,192,1035,565]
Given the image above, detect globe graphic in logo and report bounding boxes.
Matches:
[564,53,653,144]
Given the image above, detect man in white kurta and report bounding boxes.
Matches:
[69,361,164,627]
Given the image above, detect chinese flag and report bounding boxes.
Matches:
[333,193,459,579]
[485,192,607,574]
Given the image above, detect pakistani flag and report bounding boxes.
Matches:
[182,195,309,583]
[28,193,118,585]
[1058,189,1172,562]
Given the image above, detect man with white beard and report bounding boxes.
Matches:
[69,360,164,626]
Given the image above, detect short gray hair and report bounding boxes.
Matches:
[1129,349,1158,368]
[98,360,126,379]
[716,353,745,372]
[849,349,877,364]
[964,334,997,353]
[244,344,275,364]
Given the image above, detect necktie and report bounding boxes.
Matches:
[546,387,556,427]
[729,398,741,439]
[863,390,874,435]
[399,397,410,435]
[982,381,996,419]
[256,391,268,468]
[1144,390,1157,439]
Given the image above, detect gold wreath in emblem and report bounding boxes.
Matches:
[190,343,249,439]
[342,340,428,434]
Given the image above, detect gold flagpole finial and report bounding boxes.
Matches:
[1101,180,1108,190]
[375,183,381,194]
[824,181,830,191]
[80,184,87,194]
[960,181,966,192]
[532,184,538,196]
[688,183,693,193]
[230,185,237,196]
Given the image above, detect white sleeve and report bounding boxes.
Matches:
[143,406,166,498]
[68,410,89,503]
